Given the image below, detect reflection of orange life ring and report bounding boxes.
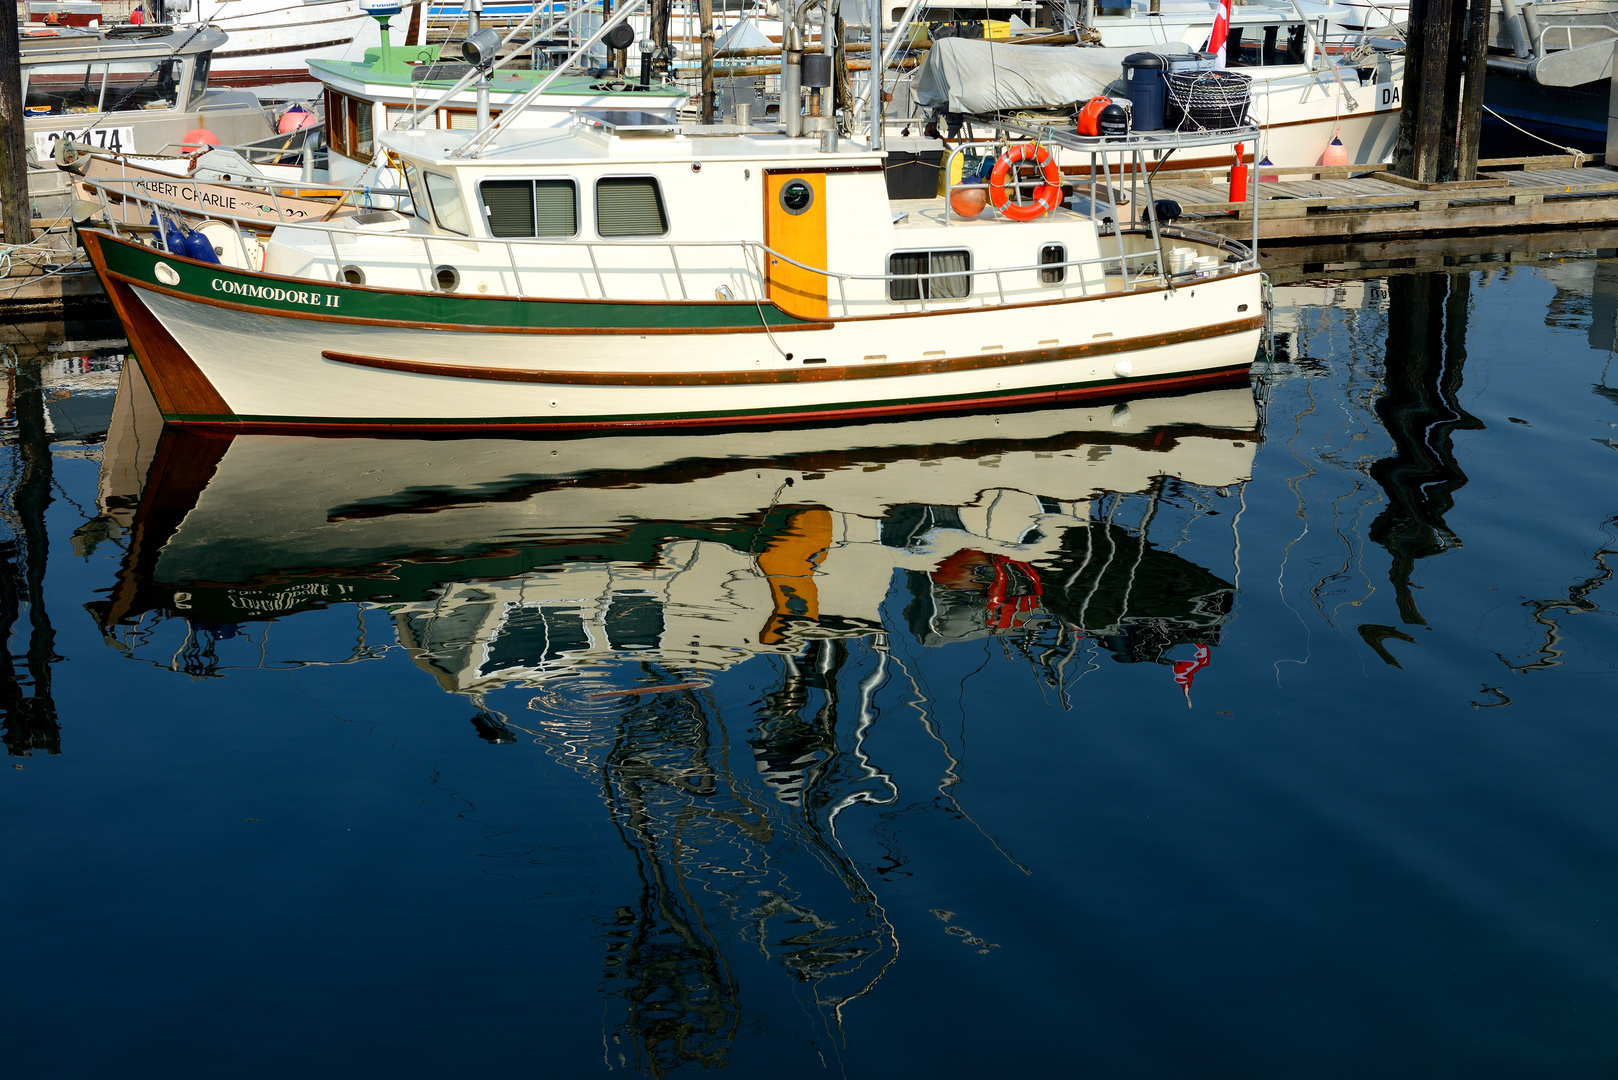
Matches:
[988,143,1062,222]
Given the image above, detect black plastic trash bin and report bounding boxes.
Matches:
[1120,53,1168,131]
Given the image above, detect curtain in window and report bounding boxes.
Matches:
[888,252,925,302]
[482,180,535,238]
[534,180,577,237]
[931,250,970,299]
[596,177,668,237]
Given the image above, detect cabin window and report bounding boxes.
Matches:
[188,53,210,108]
[23,58,179,116]
[888,249,971,302]
[595,176,667,237]
[323,88,378,162]
[424,172,470,235]
[350,96,373,158]
[402,164,426,216]
[104,58,180,112]
[439,108,500,130]
[481,179,578,238]
[325,88,347,154]
[1040,244,1066,285]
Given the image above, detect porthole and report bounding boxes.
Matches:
[779,179,814,215]
[154,261,180,286]
[434,265,460,292]
[340,264,366,286]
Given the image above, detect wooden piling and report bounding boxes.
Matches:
[0,7,31,245]
[1394,0,1491,183]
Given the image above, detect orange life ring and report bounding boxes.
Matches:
[988,143,1062,222]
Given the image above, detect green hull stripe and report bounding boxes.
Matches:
[97,230,817,331]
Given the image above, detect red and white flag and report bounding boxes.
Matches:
[1206,0,1232,69]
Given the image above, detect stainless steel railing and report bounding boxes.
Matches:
[81,172,1249,315]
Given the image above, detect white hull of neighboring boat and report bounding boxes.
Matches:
[172,0,375,88]
[1140,92,1402,171]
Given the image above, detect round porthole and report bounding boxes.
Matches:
[340,264,365,286]
[434,265,460,292]
[779,179,814,215]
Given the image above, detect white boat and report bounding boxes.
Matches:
[307,14,686,189]
[20,23,286,231]
[74,4,1265,432]
[140,0,390,94]
[897,2,1404,172]
[77,115,1264,430]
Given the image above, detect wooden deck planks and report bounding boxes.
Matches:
[1122,161,1618,239]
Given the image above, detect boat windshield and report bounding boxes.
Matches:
[23,57,182,115]
[1225,23,1308,66]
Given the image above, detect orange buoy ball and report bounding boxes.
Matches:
[950,186,988,218]
[1320,136,1347,167]
[278,107,316,134]
[182,128,220,153]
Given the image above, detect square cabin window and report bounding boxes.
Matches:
[596,176,668,237]
[1040,244,1066,285]
[481,179,578,238]
[888,249,972,302]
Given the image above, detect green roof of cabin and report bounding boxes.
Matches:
[307,49,684,97]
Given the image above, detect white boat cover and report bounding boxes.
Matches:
[714,16,777,53]
[913,39,1191,114]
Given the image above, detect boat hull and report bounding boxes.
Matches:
[82,229,1263,431]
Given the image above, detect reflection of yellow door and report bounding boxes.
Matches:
[757,508,833,645]
[764,171,828,320]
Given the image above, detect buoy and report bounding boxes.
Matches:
[278,106,316,134]
[988,143,1062,221]
[181,128,220,153]
[162,217,186,255]
[1321,134,1347,167]
[182,226,219,265]
[1228,141,1248,210]
[1257,155,1279,183]
[950,185,988,218]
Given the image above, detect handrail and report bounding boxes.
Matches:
[81,173,1252,314]
[451,0,649,159]
[399,1,600,130]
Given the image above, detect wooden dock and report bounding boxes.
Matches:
[1148,158,1618,243]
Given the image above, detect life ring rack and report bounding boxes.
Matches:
[988,142,1062,222]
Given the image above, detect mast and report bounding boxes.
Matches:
[700,0,715,123]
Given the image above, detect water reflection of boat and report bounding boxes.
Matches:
[93,362,1259,682]
[90,367,1259,1065]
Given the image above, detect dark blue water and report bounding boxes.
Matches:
[3,255,1618,1078]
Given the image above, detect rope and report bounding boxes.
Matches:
[1482,102,1590,166]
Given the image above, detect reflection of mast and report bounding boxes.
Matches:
[576,645,897,1073]
[1366,272,1485,629]
[600,689,742,1076]
[1497,521,1617,672]
[1,357,60,756]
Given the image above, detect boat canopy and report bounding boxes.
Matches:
[914,39,1192,114]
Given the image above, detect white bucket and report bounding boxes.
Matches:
[1193,255,1221,274]
[1168,247,1196,274]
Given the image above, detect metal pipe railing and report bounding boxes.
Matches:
[81,174,1252,314]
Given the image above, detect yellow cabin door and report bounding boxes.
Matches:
[763,172,829,320]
